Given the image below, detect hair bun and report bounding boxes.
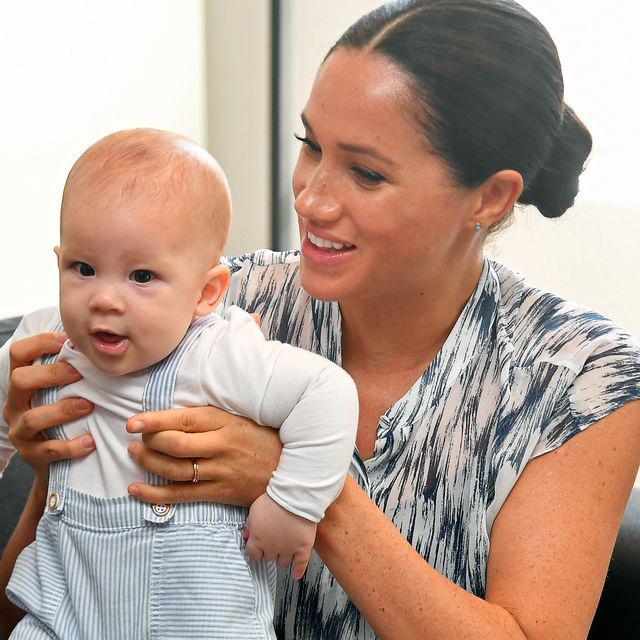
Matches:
[518,105,592,218]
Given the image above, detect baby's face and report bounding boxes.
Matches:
[57,187,217,376]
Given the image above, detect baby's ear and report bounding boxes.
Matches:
[194,264,230,317]
[54,246,61,268]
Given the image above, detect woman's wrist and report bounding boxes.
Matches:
[31,476,48,507]
[315,475,362,558]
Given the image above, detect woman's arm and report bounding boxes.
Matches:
[0,332,95,634]
[0,478,46,638]
[129,401,640,640]
[315,400,640,640]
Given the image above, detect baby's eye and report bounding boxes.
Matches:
[73,262,95,277]
[130,269,155,284]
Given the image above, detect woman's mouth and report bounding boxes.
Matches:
[91,331,129,355]
[302,230,356,266]
[307,230,354,251]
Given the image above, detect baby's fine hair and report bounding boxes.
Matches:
[61,128,231,258]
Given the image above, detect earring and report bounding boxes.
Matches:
[475,221,481,232]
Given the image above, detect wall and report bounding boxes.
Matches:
[204,0,271,257]
[0,0,206,318]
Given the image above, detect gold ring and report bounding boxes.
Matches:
[191,458,199,484]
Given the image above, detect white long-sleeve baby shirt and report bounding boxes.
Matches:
[0,306,359,522]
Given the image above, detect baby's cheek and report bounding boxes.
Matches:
[136,328,184,369]
[58,302,80,340]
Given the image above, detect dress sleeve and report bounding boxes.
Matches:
[531,325,640,458]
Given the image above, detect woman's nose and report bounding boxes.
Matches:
[89,286,125,314]
[293,166,342,223]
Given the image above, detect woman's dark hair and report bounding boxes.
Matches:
[329,0,592,220]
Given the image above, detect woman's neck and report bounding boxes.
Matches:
[339,257,484,374]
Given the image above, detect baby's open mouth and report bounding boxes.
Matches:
[91,331,129,355]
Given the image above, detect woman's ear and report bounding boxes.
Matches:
[194,264,231,317]
[473,169,523,230]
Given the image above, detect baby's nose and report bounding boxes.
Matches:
[89,287,125,314]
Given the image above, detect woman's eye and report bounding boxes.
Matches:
[73,262,95,277]
[353,166,385,185]
[294,133,321,154]
[130,270,155,284]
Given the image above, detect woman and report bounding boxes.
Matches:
[2,1,640,638]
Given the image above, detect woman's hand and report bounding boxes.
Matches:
[3,332,95,485]
[125,406,282,506]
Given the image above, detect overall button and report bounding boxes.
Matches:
[48,492,60,510]
[152,503,170,517]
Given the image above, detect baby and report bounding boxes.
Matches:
[0,129,358,639]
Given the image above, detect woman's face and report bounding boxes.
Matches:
[293,49,481,305]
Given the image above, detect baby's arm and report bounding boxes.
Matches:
[198,308,358,577]
[244,493,316,579]
[242,342,358,578]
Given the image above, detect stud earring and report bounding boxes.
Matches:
[475,221,481,232]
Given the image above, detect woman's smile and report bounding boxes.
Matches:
[300,228,357,269]
[306,230,354,251]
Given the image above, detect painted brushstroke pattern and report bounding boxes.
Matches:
[222,250,640,640]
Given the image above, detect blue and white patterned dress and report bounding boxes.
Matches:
[221,249,640,640]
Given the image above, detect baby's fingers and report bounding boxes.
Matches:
[276,552,294,568]
[245,536,265,562]
[291,549,311,580]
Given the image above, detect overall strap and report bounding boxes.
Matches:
[141,314,223,523]
[36,321,71,516]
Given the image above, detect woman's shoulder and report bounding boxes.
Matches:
[491,261,640,372]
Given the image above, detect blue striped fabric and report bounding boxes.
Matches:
[219,250,640,640]
[8,319,277,639]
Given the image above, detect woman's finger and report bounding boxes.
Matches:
[127,479,229,505]
[140,430,223,459]
[4,362,82,424]
[8,397,93,440]
[9,360,82,393]
[8,332,67,370]
[128,440,197,481]
[126,405,233,435]
[20,434,96,466]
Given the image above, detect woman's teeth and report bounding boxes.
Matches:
[308,231,353,250]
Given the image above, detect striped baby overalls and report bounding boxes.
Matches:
[7,317,277,639]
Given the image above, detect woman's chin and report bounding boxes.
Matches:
[299,269,344,302]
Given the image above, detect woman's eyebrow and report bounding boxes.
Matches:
[300,112,398,168]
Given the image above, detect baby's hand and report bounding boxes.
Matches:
[243,493,317,580]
